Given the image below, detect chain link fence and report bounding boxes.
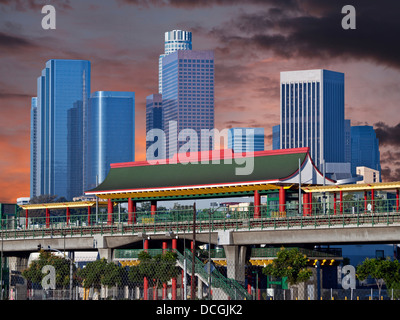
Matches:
[1,250,399,301]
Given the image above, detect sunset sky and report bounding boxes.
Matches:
[1,0,400,203]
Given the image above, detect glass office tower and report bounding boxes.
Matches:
[280,69,345,170]
[351,125,381,175]
[146,93,164,160]
[33,59,90,200]
[159,30,192,94]
[162,50,215,158]
[30,97,38,198]
[272,125,280,150]
[228,128,265,153]
[85,91,135,191]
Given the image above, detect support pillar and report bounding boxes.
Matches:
[303,193,310,216]
[162,241,167,299]
[333,192,337,215]
[371,189,375,213]
[339,191,343,215]
[87,206,91,225]
[144,239,149,300]
[172,238,177,300]
[107,199,113,225]
[396,189,399,212]
[45,208,50,228]
[279,186,286,215]
[25,209,28,229]
[151,200,157,216]
[254,190,261,218]
[128,198,136,224]
[223,245,247,285]
[66,207,70,226]
[364,191,368,214]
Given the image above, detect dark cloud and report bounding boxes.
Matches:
[0,0,71,11]
[374,122,400,147]
[0,32,37,49]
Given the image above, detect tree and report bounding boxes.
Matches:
[22,250,73,288]
[262,248,312,285]
[356,257,400,297]
[77,258,125,298]
[128,251,180,293]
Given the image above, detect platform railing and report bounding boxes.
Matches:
[1,198,400,239]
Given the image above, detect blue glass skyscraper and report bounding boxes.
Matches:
[279,69,345,170]
[162,50,215,158]
[85,91,135,191]
[228,128,265,153]
[146,93,164,160]
[30,97,38,198]
[33,59,90,199]
[351,125,381,175]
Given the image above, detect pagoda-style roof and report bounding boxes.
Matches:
[85,148,335,200]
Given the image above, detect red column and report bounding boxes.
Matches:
[151,200,157,216]
[25,209,28,229]
[396,189,399,212]
[254,190,261,218]
[279,186,286,215]
[339,191,343,215]
[162,242,167,299]
[128,198,136,224]
[303,193,309,216]
[333,192,337,215]
[172,238,177,300]
[87,206,91,225]
[144,239,149,300]
[364,191,368,214]
[66,207,70,226]
[45,208,50,228]
[371,189,375,213]
[107,199,113,225]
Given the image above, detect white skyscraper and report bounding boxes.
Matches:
[158,30,192,94]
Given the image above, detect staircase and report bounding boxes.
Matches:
[176,249,252,300]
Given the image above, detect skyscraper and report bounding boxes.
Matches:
[85,91,135,191]
[161,50,215,158]
[279,69,345,170]
[351,125,381,176]
[30,97,38,198]
[159,30,192,94]
[146,93,164,160]
[32,59,90,199]
[228,128,265,153]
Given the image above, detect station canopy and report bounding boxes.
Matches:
[85,148,335,201]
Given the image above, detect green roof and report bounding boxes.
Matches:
[87,149,309,195]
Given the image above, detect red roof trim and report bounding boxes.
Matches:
[110,147,310,169]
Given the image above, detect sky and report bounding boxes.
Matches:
[0,0,400,203]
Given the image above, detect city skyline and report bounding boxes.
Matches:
[1,0,400,202]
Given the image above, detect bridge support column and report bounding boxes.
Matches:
[279,187,286,214]
[107,199,113,225]
[254,190,261,218]
[223,245,247,285]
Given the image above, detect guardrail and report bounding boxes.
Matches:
[1,199,400,240]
